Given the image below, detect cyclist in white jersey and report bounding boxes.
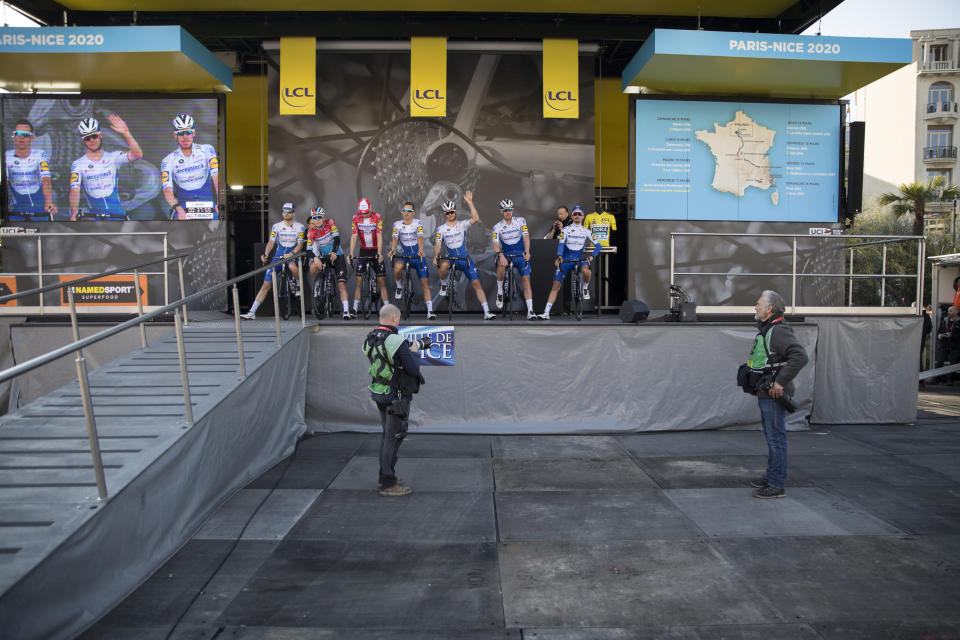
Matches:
[5,119,57,219]
[242,202,305,319]
[537,205,601,320]
[389,201,436,319]
[432,190,495,320]
[491,197,535,319]
[160,114,220,220]
[68,115,143,220]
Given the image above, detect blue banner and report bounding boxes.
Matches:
[399,325,454,366]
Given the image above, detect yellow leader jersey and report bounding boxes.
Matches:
[584,211,617,247]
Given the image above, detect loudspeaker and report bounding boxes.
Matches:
[847,121,865,216]
[619,299,650,323]
[679,301,697,322]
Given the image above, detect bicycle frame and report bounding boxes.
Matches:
[439,256,469,321]
[501,253,525,321]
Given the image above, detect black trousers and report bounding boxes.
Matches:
[373,392,410,487]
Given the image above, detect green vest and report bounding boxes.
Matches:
[362,329,405,395]
[746,327,775,369]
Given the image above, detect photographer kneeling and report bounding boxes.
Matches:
[738,290,809,499]
[362,303,430,496]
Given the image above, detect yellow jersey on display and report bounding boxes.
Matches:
[584,211,617,247]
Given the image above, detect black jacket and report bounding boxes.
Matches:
[756,315,809,398]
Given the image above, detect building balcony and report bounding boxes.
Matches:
[924,146,958,161]
[922,60,958,72]
[925,101,959,119]
[926,201,956,215]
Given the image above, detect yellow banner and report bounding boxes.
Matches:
[410,37,447,117]
[543,39,579,119]
[279,37,316,115]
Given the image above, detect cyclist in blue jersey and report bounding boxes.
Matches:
[5,119,57,219]
[491,198,536,319]
[389,201,436,320]
[537,205,601,320]
[307,205,352,318]
[241,202,305,319]
[68,115,143,221]
[432,190,495,320]
[160,114,220,220]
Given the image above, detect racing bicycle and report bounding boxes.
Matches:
[500,253,526,321]
[353,255,382,321]
[276,257,302,320]
[311,257,339,320]
[393,255,420,320]
[438,256,468,322]
[559,257,591,322]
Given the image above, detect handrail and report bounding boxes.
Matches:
[0,253,191,305]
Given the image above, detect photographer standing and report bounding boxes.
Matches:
[544,205,572,239]
[362,304,430,496]
[747,290,808,499]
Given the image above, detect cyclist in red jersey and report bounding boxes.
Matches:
[347,197,389,314]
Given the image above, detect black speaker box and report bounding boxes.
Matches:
[619,299,650,323]
[680,301,697,322]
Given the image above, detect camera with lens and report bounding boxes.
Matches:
[756,376,797,413]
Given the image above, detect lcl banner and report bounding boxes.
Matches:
[59,274,148,306]
[543,38,579,119]
[410,37,447,117]
[279,37,316,115]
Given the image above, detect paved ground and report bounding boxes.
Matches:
[81,391,960,639]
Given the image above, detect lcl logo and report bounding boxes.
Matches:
[283,86,314,108]
[413,88,444,110]
[545,90,577,112]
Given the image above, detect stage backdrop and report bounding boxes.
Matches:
[268,52,595,311]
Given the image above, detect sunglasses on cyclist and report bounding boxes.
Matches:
[82,133,101,142]
[401,208,415,213]
[444,210,457,215]
[501,208,514,212]
[12,131,33,138]
[311,214,324,219]
[176,129,195,136]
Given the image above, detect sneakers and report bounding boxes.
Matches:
[495,293,504,309]
[394,286,403,300]
[379,483,413,497]
[342,311,354,320]
[240,311,256,320]
[537,312,550,320]
[582,287,590,301]
[438,284,448,297]
[527,310,538,320]
[426,311,437,320]
[749,476,768,489]
[752,485,785,499]
[483,312,496,320]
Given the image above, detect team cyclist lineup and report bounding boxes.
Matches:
[242,190,603,321]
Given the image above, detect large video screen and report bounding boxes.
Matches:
[634,98,841,222]
[2,95,222,221]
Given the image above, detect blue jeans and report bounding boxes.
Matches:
[758,397,787,489]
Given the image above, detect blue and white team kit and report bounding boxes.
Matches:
[555,224,602,281]
[491,217,531,276]
[434,220,479,281]
[70,150,135,216]
[5,149,51,214]
[392,219,429,278]
[266,221,306,283]
[160,144,219,218]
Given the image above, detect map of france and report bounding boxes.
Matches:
[695,111,779,205]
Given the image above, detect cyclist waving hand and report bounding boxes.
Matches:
[433,190,495,320]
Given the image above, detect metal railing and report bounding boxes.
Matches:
[923,146,958,160]
[0,231,170,315]
[926,101,958,115]
[0,251,308,500]
[669,232,925,315]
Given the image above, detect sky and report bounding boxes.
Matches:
[802,0,960,38]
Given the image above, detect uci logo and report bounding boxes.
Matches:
[545,90,577,112]
[412,88,444,110]
[282,86,314,108]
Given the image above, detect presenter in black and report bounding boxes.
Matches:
[745,290,808,498]
[362,303,430,496]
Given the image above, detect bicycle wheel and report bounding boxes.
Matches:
[361,272,372,320]
[280,271,292,320]
[369,273,381,316]
[401,266,412,320]
[503,267,513,321]
[312,273,326,320]
[326,272,338,318]
[572,270,583,321]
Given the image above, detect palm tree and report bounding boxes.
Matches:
[879,177,960,236]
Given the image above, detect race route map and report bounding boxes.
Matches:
[694,110,778,204]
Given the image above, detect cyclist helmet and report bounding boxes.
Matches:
[499,198,514,210]
[571,205,585,215]
[77,118,100,136]
[441,200,457,213]
[172,114,194,130]
[310,205,325,218]
[282,202,295,213]
[357,198,371,213]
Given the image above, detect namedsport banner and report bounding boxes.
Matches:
[279,37,316,115]
[410,37,447,117]
[59,274,148,306]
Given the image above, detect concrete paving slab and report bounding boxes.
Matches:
[898,453,960,483]
[499,540,780,628]
[811,621,960,639]
[821,485,960,535]
[286,489,496,543]
[217,540,503,629]
[770,431,887,456]
[219,629,518,639]
[715,535,960,624]
[493,458,657,491]
[790,454,956,487]
[525,624,822,639]
[493,435,626,460]
[78,623,216,640]
[243,455,351,490]
[635,455,816,490]
[664,488,903,537]
[291,433,371,458]
[496,491,704,542]
[193,489,320,541]
[616,432,767,457]
[829,427,960,455]
[356,434,492,458]
[330,456,493,492]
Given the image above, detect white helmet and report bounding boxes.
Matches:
[77,118,100,136]
[172,114,194,130]
[499,199,514,210]
[441,200,457,213]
